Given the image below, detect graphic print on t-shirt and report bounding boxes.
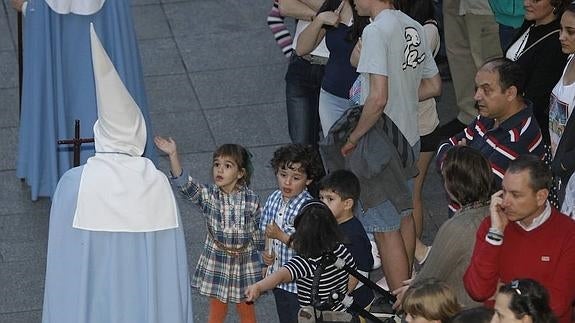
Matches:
[402,27,425,70]
[549,93,569,156]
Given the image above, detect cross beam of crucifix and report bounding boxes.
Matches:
[57,120,94,167]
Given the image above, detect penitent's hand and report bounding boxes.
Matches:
[154,136,177,156]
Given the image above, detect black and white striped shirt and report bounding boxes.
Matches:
[284,244,356,312]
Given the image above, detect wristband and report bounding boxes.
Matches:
[488,227,503,237]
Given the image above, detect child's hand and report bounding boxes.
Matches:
[154,136,177,156]
[265,222,284,241]
[245,283,261,303]
[262,250,275,266]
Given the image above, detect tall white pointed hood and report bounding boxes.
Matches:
[91,23,146,157]
[72,24,178,232]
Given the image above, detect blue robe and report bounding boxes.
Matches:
[42,166,193,323]
[17,0,156,200]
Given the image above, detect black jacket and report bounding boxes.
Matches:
[507,18,568,145]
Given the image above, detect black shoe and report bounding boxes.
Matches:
[439,118,466,139]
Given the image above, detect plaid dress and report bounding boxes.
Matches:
[173,172,264,303]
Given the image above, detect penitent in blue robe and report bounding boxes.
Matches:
[17,0,156,201]
[42,166,193,323]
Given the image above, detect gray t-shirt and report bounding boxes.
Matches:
[357,9,438,146]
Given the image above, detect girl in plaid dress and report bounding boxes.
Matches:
[155,137,264,323]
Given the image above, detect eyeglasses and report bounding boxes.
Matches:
[510,280,522,296]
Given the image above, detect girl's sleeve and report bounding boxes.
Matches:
[251,194,266,252]
[170,170,207,207]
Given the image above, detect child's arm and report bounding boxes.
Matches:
[154,136,183,177]
[245,267,292,302]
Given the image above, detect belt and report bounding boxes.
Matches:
[300,54,328,65]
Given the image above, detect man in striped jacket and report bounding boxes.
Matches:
[438,58,545,191]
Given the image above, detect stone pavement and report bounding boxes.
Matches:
[0,0,457,322]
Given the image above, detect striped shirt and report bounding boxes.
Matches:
[261,189,312,293]
[438,103,544,187]
[284,244,356,312]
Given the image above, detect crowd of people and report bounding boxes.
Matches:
[11,0,575,322]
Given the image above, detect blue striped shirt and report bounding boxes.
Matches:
[261,189,312,293]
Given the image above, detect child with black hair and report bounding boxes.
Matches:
[318,169,375,320]
[260,143,324,323]
[246,200,356,314]
[155,137,263,323]
[493,279,558,323]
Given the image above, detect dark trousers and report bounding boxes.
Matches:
[285,54,325,150]
[272,288,300,323]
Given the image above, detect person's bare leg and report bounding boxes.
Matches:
[400,213,416,272]
[374,230,409,291]
[413,151,434,263]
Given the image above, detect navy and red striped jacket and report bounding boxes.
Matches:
[437,103,545,189]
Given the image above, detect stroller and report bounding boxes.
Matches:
[297,252,401,323]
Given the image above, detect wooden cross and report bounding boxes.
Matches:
[57,120,94,167]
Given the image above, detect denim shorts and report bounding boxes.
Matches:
[359,179,414,233]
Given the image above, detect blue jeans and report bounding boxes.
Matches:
[318,88,352,136]
[285,54,325,149]
[272,288,300,323]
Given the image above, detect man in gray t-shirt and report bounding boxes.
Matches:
[344,0,441,291]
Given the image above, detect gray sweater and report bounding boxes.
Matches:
[414,204,489,308]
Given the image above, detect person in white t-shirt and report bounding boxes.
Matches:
[343,0,441,292]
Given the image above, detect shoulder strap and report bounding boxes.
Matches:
[520,29,560,57]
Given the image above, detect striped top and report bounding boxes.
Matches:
[438,103,544,187]
[284,244,356,312]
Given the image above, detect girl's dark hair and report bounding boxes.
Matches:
[270,144,324,182]
[288,200,344,258]
[347,0,370,43]
[551,0,570,17]
[213,144,253,187]
[498,279,557,323]
[316,0,370,43]
[442,146,493,206]
[448,306,494,323]
[398,0,435,25]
